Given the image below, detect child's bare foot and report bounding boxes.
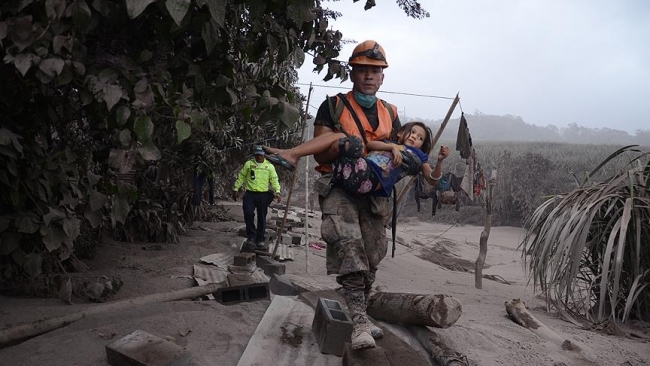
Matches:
[262,146,283,155]
[262,146,298,171]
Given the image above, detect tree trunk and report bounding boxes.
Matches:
[0,282,224,347]
[474,216,490,289]
[407,325,468,366]
[504,299,596,365]
[475,170,496,289]
[367,292,462,328]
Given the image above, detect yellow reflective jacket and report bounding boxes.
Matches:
[233,158,281,194]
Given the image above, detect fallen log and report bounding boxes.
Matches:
[367,292,462,328]
[407,325,469,366]
[0,282,224,347]
[504,298,596,365]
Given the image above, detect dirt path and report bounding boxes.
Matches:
[0,203,648,365]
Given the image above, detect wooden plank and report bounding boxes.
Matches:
[284,274,337,293]
[237,296,340,366]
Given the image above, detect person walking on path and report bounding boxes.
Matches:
[307,40,448,350]
[232,146,281,251]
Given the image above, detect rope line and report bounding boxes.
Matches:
[215,131,303,153]
[217,84,462,152]
[297,83,456,100]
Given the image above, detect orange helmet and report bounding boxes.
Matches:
[348,40,388,68]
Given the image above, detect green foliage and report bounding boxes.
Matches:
[521,146,650,324]
[0,0,344,285]
[0,0,429,289]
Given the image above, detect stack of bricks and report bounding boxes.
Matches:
[214,252,270,305]
[266,207,319,247]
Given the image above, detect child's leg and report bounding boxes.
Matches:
[263,131,347,167]
[332,156,382,194]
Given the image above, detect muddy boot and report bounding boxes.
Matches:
[351,317,375,350]
[346,290,376,350]
[365,290,384,339]
[366,318,384,339]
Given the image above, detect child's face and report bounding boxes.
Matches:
[401,125,426,149]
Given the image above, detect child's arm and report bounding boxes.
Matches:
[421,146,450,185]
[366,140,403,166]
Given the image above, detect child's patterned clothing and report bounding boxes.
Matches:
[331,142,428,197]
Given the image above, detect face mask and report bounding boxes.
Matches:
[354,91,377,108]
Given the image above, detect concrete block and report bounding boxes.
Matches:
[269,274,296,296]
[106,329,191,366]
[214,282,270,305]
[233,252,256,267]
[281,234,293,245]
[265,262,286,276]
[256,255,286,276]
[291,236,303,245]
[277,244,294,261]
[312,298,353,356]
[341,343,390,366]
[227,273,256,287]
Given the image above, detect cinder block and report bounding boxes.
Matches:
[233,252,256,267]
[269,274,296,296]
[291,236,302,245]
[106,329,191,366]
[227,273,256,287]
[256,255,286,276]
[281,234,293,245]
[265,262,286,276]
[214,282,270,305]
[342,343,390,366]
[312,298,353,356]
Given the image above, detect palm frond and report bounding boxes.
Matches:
[521,146,650,324]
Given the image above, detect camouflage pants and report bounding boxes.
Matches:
[318,184,389,292]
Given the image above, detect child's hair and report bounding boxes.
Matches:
[398,121,434,154]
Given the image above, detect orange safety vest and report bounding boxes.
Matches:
[316,91,397,174]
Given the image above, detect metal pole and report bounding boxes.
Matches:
[304,121,310,273]
[271,83,314,260]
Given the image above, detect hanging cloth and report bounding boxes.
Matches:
[456,112,472,159]
[460,153,475,201]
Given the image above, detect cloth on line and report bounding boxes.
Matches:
[456,112,472,159]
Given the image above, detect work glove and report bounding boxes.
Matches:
[400,151,423,176]
[275,193,281,203]
[232,191,238,201]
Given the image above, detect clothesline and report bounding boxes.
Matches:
[215,131,304,153]
[296,82,457,100]
[305,85,466,117]
[217,83,467,152]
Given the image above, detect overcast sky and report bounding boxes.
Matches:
[297,0,650,134]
